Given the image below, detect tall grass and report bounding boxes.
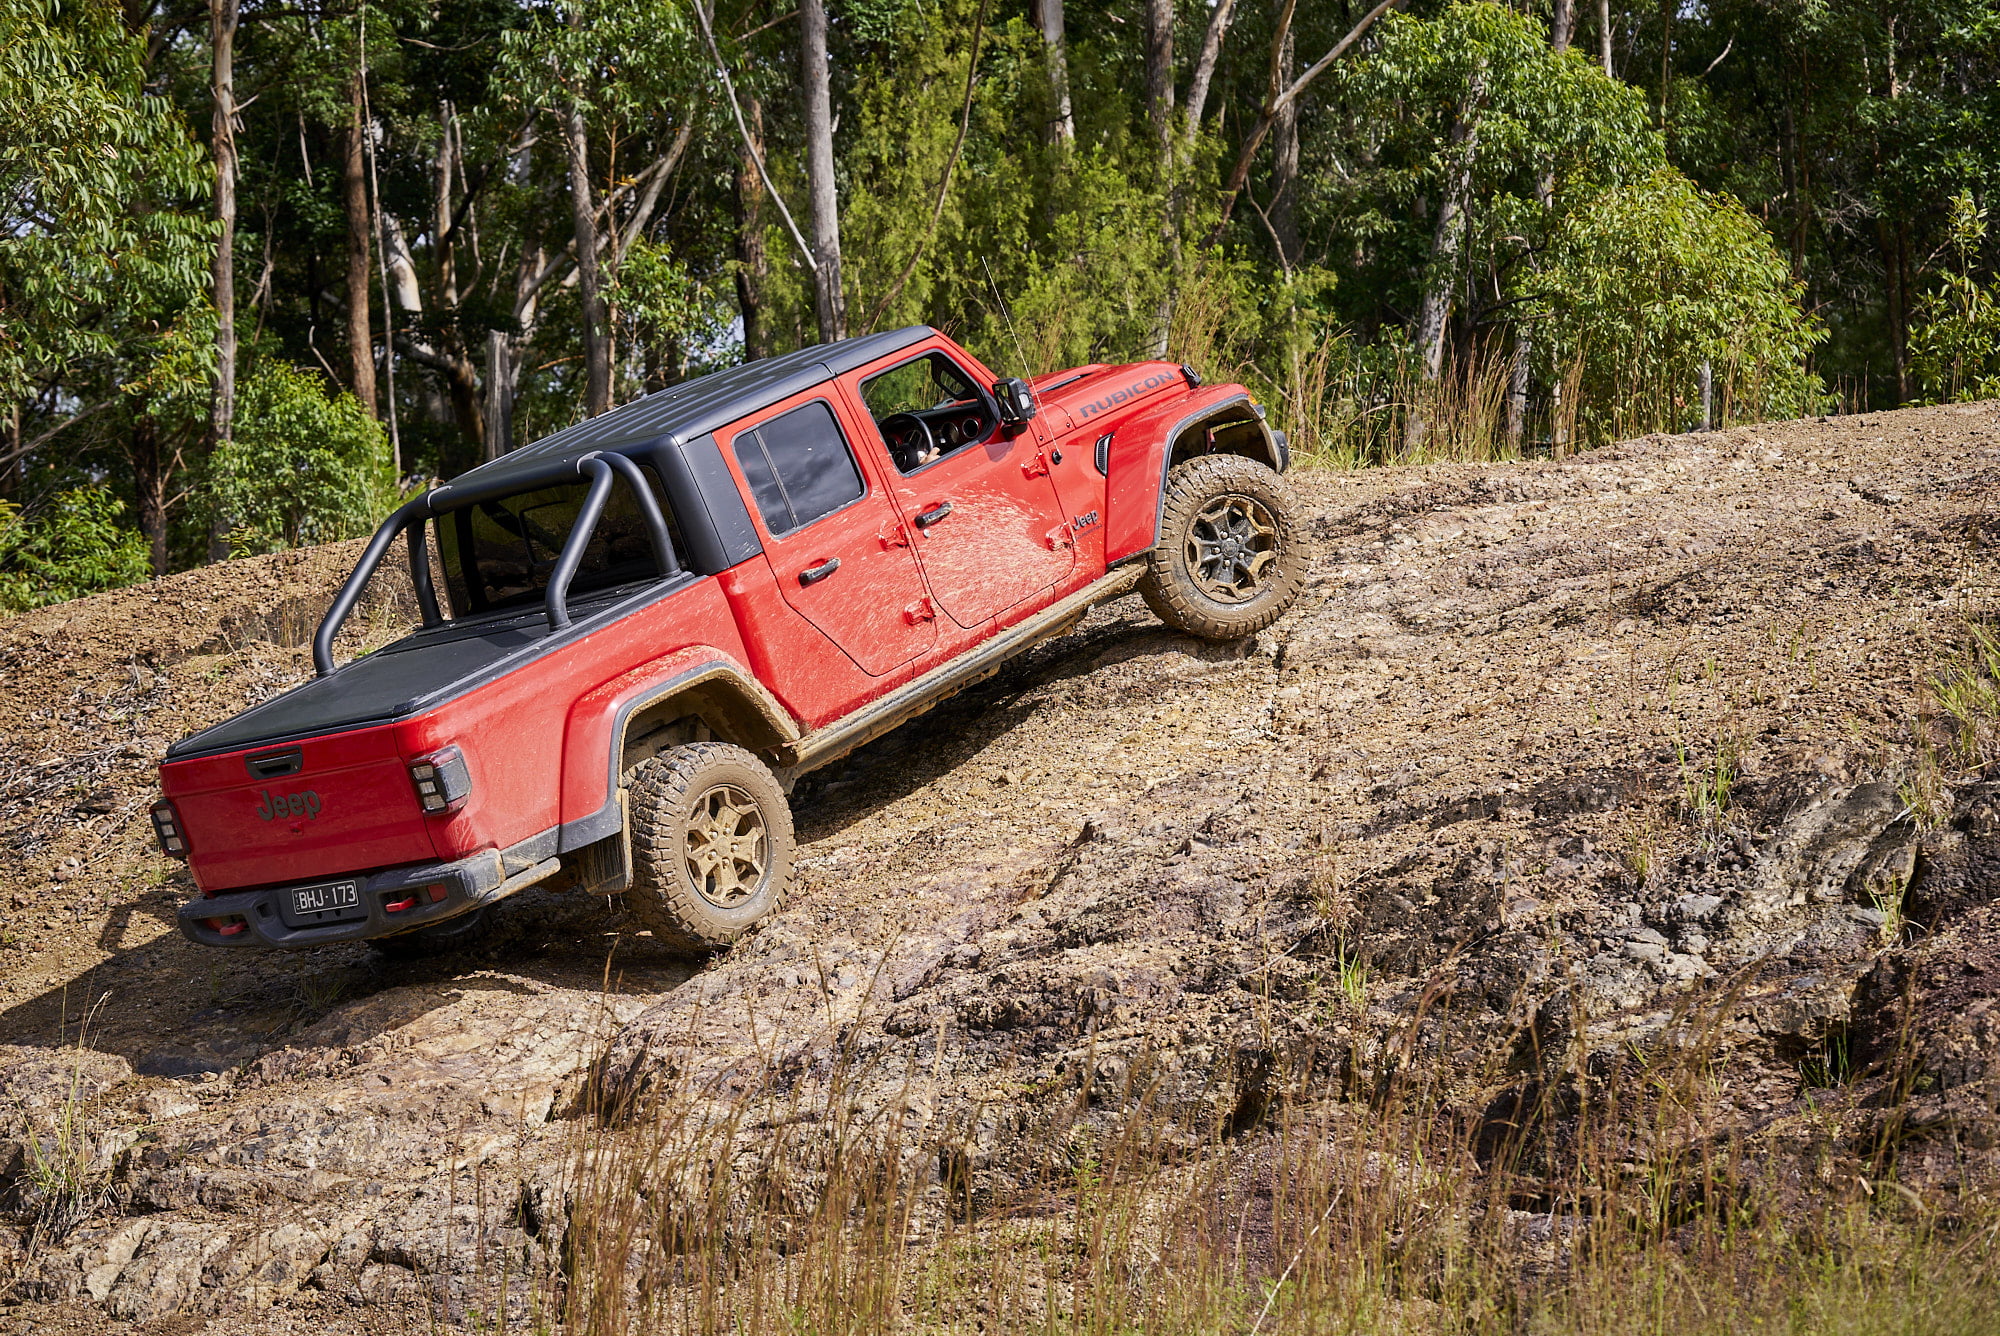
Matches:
[479,988,1999,1336]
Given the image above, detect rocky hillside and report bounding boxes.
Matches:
[1,402,1997,1331]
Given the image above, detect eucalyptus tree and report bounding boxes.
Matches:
[1328,5,1659,388]
[0,0,211,571]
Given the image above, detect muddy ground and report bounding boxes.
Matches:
[1,402,1997,1331]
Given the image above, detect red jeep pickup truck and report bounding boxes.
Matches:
[154,327,1303,955]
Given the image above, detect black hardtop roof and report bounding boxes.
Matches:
[445,326,933,495]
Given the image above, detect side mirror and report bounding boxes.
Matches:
[993,377,1038,426]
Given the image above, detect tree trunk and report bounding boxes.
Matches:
[340,78,376,414]
[2,405,18,501]
[566,105,612,415]
[1781,100,1806,277]
[1415,75,1483,383]
[128,407,171,576]
[734,95,771,361]
[1145,0,1174,155]
[488,232,550,461]
[1506,333,1530,452]
[1181,0,1236,152]
[209,0,239,448]
[1879,217,1908,403]
[434,103,458,312]
[1270,11,1300,269]
[484,333,514,460]
[1658,0,1672,121]
[1407,66,1484,453]
[1552,0,1575,52]
[1029,0,1074,144]
[1598,0,1612,74]
[800,0,846,343]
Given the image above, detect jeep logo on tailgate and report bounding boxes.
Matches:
[255,789,322,821]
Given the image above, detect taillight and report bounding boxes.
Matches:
[150,800,189,858]
[408,745,472,814]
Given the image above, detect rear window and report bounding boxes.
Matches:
[434,468,685,617]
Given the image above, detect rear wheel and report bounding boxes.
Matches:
[626,742,794,950]
[1139,454,1306,640]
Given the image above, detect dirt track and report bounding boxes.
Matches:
[1,402,1998,1330]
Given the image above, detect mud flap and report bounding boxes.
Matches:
[573,790,634,895]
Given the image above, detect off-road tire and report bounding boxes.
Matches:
[371,904,500,960]
[626,742,794,951]
[1140,454,1306,640]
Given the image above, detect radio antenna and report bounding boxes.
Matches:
[982,256,1032,376]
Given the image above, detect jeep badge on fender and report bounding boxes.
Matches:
[156,325,1304,955]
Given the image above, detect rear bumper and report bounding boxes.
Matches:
[179,843,557,950]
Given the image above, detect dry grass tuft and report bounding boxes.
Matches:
[457,992,2000,1336]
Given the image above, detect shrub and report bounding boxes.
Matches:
[203,362,394,553]
[1909,190,2000,405]
[1535,167,1828,442]
[0,487,150,612]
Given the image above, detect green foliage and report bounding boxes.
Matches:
[0,0,1950,609]
[0,0,212,405]
[1536,168,1829,441]
[837,6,1176,373]
[0,487,150,613]
[1909,191,2000,404]
[611,240,732,370]
[1328,3,1663,330]
[205,364,394,553]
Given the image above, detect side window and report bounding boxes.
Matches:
[858,351,995,474]
[730,400,865,536]
[860,352,981,420]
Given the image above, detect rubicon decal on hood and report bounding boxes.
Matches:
[1076,371,1180,420]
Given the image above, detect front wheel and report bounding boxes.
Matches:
[1139,454,1307,640]
[626,742,794,951]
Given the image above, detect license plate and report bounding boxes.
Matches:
[287,879,362,923]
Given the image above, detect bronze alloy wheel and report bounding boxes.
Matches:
[683,783,769,909]
[1185,493,1279,604]
[627,742,795,950]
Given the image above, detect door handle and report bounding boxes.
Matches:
[914,501,954,529]
[798,557,841,586]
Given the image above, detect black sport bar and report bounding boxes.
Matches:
[312,450,681,677]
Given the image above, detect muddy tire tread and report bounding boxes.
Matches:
[625,742,793,951]
[1139,454,1306,640]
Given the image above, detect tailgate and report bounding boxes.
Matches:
[163,725,438,892]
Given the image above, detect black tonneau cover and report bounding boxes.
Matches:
[165,577,695,760]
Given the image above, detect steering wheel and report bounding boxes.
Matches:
[879,412,936,472]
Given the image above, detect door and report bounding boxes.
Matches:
[724,396,936,676]
[847,348,1076,629]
